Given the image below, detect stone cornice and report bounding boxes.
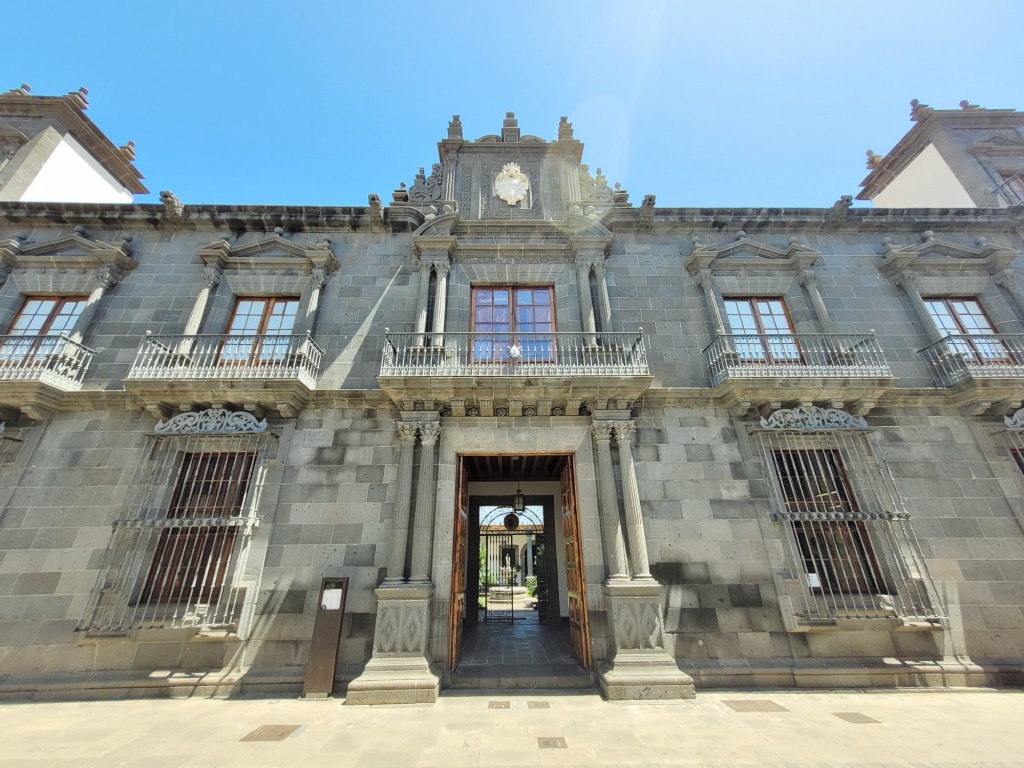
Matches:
[0,202,1021,239]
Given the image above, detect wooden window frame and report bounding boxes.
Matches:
[1,296,88,364]
[771,448,888,596]
[470,286,556,363]
[922,296,1010,364]
[723,296,801,364]
[219,296,300,366]
[141,451,256,605]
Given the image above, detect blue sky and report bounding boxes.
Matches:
[8,1,1022,208]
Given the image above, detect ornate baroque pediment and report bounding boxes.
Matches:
[685,235,820,275]
[0,231,137,274]
[760,405,868,431]
[877,232,1018,275]
[154,407,268,435]
[969,135,1024,156]
[197,233,338,274]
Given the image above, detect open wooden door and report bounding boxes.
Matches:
[561,458,592,669]
[448,455,469,670]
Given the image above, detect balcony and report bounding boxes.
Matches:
[125,332,324,417]
[378,330,653,414]
[0,334,96,418]
[919,334,1024,413]
[703,332,893,416]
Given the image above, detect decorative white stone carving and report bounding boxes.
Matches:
[154,407,268,434]
[494,162,530,205]
[1004,408,1024,429]
[760,405,868,430]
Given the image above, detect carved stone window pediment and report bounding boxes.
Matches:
[196,234,338,275]
[686,236,820,277]
[878,234,1017,276]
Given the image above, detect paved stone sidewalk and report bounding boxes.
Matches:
[1,689,1022,767]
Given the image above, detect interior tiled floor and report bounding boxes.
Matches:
[452,607,593,688]
[459,609,577,666]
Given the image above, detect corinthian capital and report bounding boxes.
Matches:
[397,423,419,444]
[590,421,614,443]
[418,421,441,446]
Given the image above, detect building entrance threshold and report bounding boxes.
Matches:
[448,612,594,690]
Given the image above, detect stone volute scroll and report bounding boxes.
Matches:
[154,407,268,435]
[759,404,868,431]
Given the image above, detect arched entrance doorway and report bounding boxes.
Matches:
[448,453,593,688]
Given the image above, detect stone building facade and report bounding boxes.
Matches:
[1,90,1023,701]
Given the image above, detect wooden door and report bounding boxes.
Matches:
[560,459,591,669]
[448,456,469,670]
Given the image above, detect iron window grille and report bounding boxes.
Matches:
[80,411,275,634]
[753,408,942,627]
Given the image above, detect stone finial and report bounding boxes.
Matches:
[160,190,184,217]
[5,83,30,96]
[392,181,409,203]
[448,114,463,140]
[558,116,574,141]
[118,140,135,160]
[66,87,89,109]
[909,99,932,121]
[502,111,520,143]
[73,224,90,238]
[866,150,884,169]
[959,99,981,110]
[641,194,656,209]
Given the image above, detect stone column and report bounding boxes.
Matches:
[383,423,420,584]
[409,421,441,585]
[593,261,612,332]
[68,265,122,345]
[295,267,328,338]
[577,260,597,344]
[414,261,432,345]
[694,268,727,337]
[892,269,945,344]
[994,268,1024,322]
[614,421,653,580]
[431,261,450,346]
[183,266,222,337]
[798,267,835,334]
[591,422,629,581]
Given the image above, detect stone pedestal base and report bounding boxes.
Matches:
[344,655,439,705]
[344,585,439,705]
[600,581,696,701]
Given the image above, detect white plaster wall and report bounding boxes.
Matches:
[19,134,134,203]
[871,143,975,208]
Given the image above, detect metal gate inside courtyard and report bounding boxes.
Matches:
[478,505,543,624]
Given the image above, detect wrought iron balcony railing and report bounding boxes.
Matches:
[0,333,95,390]
[703,332,890,386]
[380,330,649,377]
[919,333,1024,387]
[127,332,324,388]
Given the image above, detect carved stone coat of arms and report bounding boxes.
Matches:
[494,162,530,205]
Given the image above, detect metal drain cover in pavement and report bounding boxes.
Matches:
[833,711,880,724]
[240,724,301,742]
[724,699,789,712]
[537,736,567,749]
[488,701,510,709]
[528,701,550,709]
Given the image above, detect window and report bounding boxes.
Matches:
[922,297,1008,363]
[471,287,554,363]
[771,449,886,596]
[220,297,299,364]
[998,170,1024,205]
[80,409,273,633]
[752,407,941,627]
[723,297,800,363]
[1,296,87,364]
[142,451,256,605]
